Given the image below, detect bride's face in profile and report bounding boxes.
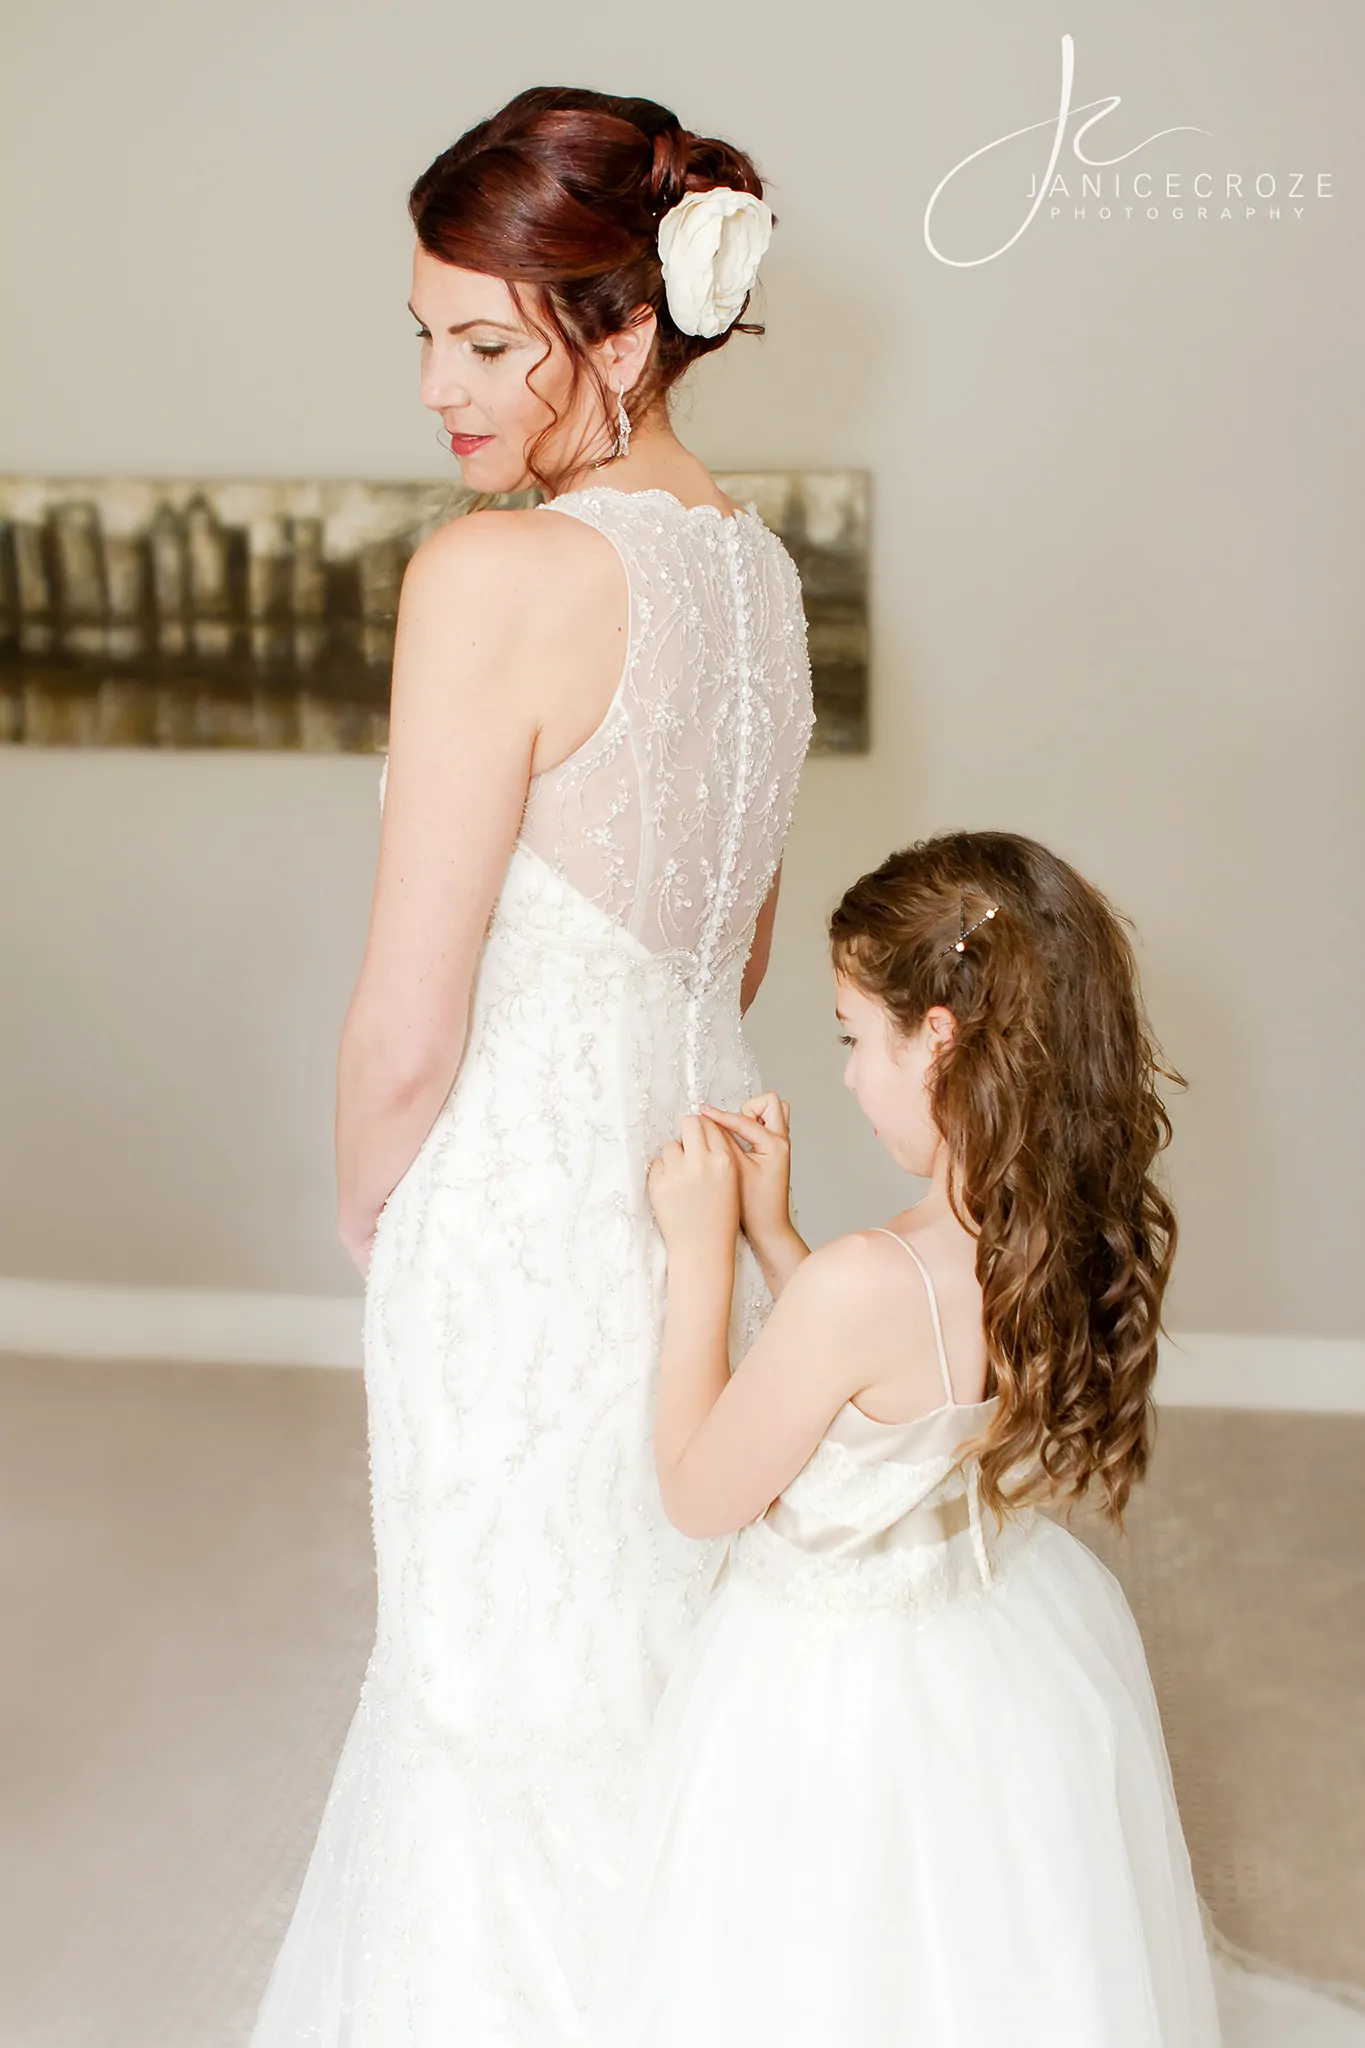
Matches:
[410,244,653,494]
[835,974,956,1179]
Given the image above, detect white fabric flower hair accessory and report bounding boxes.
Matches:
[656,186,773,339]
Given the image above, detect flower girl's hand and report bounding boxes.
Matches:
[647,1114,740,1259]
[698,1094,810,1296]
[698,1093,793,1247]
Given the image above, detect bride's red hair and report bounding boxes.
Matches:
[408,88,772,495]
[830,831,1187,1528]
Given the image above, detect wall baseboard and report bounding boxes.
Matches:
[0,1278,363,1371]
[1152,1331,1364,1412]
[0,1278,1361,1413]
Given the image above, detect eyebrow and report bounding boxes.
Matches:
[407,302,522,336]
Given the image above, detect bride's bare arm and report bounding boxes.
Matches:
[739,860,783,1015]
[335,515,544,1274]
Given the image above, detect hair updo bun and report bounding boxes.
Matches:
[408,87,775,493]
[645,118,762,220]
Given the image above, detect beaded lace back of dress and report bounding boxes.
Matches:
[518,488,814,978]
[249,489,815,2045]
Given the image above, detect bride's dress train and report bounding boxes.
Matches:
[246,484,815,2045]
[1208,1918,1365,2045]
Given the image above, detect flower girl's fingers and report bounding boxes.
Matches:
[740,1091,790,1135]
[698,1106,760,1155]
[738,1091,776,1120]
[700,1105,784,1153]
[680,1118,730,1174]
[703,1119,741,1174]
[699,1104,763,1135]
[712,1126,751,1168]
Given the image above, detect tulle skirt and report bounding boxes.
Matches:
[587,1515,1365,2047]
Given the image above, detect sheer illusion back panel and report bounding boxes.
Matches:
[519,489,813,978]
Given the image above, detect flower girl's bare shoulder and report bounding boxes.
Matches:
[780,1231,915,1315]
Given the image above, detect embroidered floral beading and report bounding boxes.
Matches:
[519,490,815,1111]
[249,486,814,2046]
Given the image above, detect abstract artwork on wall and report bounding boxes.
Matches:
[0,470,868,755]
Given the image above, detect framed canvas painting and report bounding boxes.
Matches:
[0,469,868,754]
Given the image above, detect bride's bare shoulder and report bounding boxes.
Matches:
[405,502,619,619]
[413,502,610,572]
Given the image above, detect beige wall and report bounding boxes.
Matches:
[1,2,1360,1335]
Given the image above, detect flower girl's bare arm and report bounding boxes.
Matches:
[667,1239,898,1537]
[651,1155,924,1542]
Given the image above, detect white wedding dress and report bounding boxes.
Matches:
[247,484,816,2045]
[588,1230,1365,2047]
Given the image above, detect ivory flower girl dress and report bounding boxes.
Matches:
[590,1230,1365,2047]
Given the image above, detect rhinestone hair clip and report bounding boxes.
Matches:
[947,902,999,956]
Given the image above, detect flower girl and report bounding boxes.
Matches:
[588,829,1365,2048]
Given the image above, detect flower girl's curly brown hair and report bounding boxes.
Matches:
[829,831,1186,1527]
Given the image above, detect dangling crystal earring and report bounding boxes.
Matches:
[594,384,631,467]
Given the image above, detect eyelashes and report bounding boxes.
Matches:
[413,330,507,361]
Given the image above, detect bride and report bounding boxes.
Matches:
[247,88,815,2046]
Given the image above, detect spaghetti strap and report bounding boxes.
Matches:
[871,1229,956,1408]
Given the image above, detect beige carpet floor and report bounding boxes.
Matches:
[0,1353,1360,2047]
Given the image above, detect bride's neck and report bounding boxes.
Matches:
[558,412,713,501]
